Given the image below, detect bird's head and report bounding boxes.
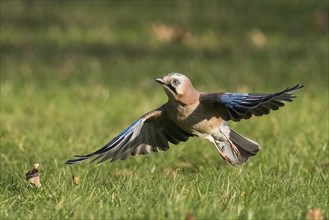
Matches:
[156,73,199,105]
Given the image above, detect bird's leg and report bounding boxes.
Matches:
[212,133,244,165]
[214,140,233,164]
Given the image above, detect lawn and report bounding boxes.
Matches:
[1,1,328,220]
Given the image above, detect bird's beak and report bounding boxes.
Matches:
[156,77,177,95]
[156,78,166,85]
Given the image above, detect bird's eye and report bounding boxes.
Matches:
[172,78,180,86]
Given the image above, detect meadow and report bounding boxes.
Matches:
[1,1,328,219]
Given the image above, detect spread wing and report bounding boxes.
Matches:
[200,84,303,122]
[66,107,193,164]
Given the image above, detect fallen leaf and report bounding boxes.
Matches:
[313,8,328,31]
[185,212,196,220]
[26,163,42,188]
[249,28,266,48]
[152,23,191,44]
[71,174,80,186]
[306,208,324,220]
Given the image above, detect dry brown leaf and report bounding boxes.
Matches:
[313,8,328,31]
[152,23,191,44]
[306,208,324,220]
[249,28,266,48]
[25,163,42,188]
[71,174,80,186]
[185,212,196,220]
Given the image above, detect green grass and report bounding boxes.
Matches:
[1,1,328,219]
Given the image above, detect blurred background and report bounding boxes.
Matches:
[1,1,328,89]
[1,1,328,219]
[1,0,328,168]
[1,0,328,173]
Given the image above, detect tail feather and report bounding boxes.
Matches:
[229,129,261,159]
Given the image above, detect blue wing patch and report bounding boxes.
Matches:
[214,84,303,121]
[218,93,249,108]
[65,118,142,164]
[65,108,193,165]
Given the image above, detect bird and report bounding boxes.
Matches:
[66,73,303,166]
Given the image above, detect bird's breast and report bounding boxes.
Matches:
[190,115,223,137]
[167,102,223,137]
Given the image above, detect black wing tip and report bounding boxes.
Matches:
[283,84,304,99]
[65,160,76,165]
[65,155,91,165]
[288,84,304,92]
[65,159,78,165]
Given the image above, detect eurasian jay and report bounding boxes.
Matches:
[66,73,303,165]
